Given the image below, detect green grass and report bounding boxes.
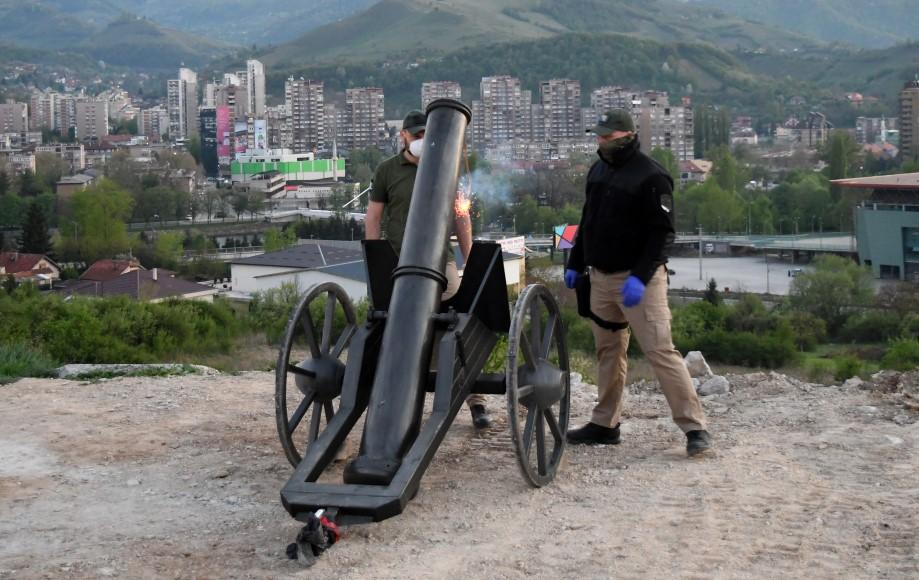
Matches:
[69,364,199,382]
[0,343,58,384]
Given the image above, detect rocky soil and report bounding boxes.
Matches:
[1,367,917,579]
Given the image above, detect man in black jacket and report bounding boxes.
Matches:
[564,109,711,457]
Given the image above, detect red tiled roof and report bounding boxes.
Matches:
[1,252,47,274]
[81,259,144,282]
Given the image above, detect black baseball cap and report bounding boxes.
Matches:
[586,108,635,136]
[402,110,427,135]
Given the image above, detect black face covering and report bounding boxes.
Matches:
[598,134,638,165]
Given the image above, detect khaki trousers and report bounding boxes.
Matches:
[588,266,706,433]
[440,261,485,408]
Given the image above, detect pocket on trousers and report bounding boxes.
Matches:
[644,305,672,322]
[643,306,674,351]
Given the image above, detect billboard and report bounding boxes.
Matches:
[234,121,248,154]
[253,119,267,152]
[216,105,231,158]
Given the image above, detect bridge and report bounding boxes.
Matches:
[522,232,856,255]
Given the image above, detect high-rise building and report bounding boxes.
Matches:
[590,86,630,120]
[75,101,109,142]
[900,80,919,162]
[56,95,78,137]
[633,91,694,161]
[539,79,581,142]
[29,91,57,132]
[0,100,28,133]
[265,104,292,149]
[286,78,325,153]
[246,60,266,118]
[479,76,524,146]
[167,68,199,140]
[345,87,385,150]
[138,106,170,142]
[856,116,897,145]
[199,108,218,177]
[421,81,462,110]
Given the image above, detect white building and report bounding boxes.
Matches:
[167,68,199,140]
[246,59,266,118]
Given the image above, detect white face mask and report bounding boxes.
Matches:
[408,138,424,158]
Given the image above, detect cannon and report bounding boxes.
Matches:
[274,99,570,533]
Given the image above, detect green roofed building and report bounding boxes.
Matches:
[834,172,919,281]
[231,149,345,184]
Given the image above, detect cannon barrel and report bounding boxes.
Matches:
[344,99,472,485]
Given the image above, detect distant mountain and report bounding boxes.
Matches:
[0,2,234,70]
[261,0,818,66]
[107,0,378,45]
[0,0,99,50]
[80,14,234,68]
[690,0,919,49]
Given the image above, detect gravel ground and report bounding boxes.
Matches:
[1,369,917,579]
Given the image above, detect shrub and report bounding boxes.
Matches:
[881,338,919,371]
[805,358,834,383]
[0,342,58,383]
[672,300,728,352]
[840,311,902,343]
[693,327,797,368]
[785,311,827,351]
[899,313,919,340]
[788,255,873,334]
[833,356,862,381]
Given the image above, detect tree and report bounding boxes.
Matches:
[0,171,9,195]
[65,178,135,262]
[0,192,27,228]
[703,278,721,305]
[186,135,202,166]
[17,170,44,197]
[231,191,249,221]
[650,147,680,192]
[264,227,297,252]
[19,201,51,254]
[152,231,184,269]
[822,131,860,200]
[789,255,873,335]
[35,153,67,192]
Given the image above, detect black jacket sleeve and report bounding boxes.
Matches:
[630,174,675,285]
[566,197,588,272]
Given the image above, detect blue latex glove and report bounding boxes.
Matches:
[564,269,579,289]
[622,275,646,307]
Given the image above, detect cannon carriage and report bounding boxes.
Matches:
[275,99,571,528]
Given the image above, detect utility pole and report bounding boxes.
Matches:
[698,225,703,281]
[765,251,770,294]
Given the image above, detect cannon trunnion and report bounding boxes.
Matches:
[274,99,570,526]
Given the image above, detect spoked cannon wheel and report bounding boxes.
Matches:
[506,284,570,487]
[276,283,357,467]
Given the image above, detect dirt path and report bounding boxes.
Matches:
[1,370,916,579]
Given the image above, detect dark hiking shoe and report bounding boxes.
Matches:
[566,422,621,445]
[470,405,492,429]
[686,430,712,457]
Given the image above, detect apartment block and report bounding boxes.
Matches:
[478,76,524,146]
[856,117,897,145]
[421,81,462,110]
[75,101,109,142]
[167,68,199,140]
[900,80,919,161]
[286,78,325,153]
[138,106,170,142]
[246,60,267,118]
[345,87,385,150]
[539,79,582,142]
[0,101,28,133]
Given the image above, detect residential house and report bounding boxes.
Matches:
[680,159,713,186]
[61,268,217,302]
[80,258,144,282]
[0,252,60,287]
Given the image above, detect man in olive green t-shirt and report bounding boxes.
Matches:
[365,110,492,429]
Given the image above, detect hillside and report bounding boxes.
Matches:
[80,14,234,69]
[267,32,818,119]
[261,0,817,67]
[108,0,377,45]
[738,42,919,102]
[0,0,99,50]
[693,0,919,49]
